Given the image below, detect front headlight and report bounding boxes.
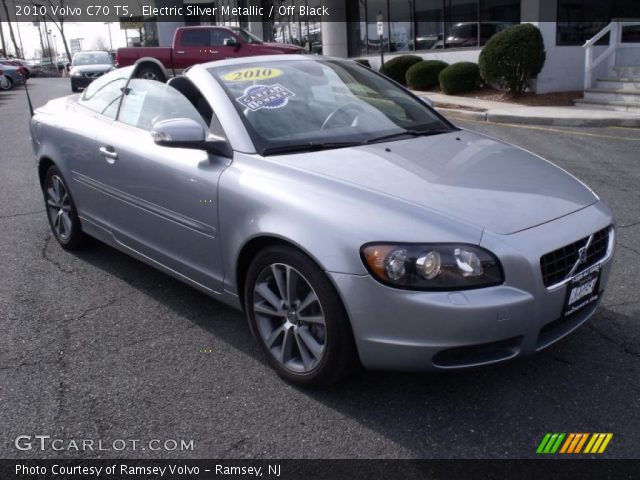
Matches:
[361,243,503,290]
[71,69,82,77]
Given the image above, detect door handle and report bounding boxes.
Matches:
[99,146,118,162]
[176,50,185,54]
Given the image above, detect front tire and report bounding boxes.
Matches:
[244,245,359,387]
[43,165,87,250]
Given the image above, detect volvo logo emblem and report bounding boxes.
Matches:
[578,246,588,264]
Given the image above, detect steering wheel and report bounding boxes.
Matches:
[321,104,365,130]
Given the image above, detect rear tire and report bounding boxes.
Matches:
[244,245,359,387]
[1,76,13,90]
[43,165,87,251]
[136,64,165,82]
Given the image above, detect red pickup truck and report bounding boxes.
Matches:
[116,26,305,81]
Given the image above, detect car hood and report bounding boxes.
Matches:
[273,130,598,235]
[71,64,113,73]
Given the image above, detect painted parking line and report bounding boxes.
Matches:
[449,117,640,142]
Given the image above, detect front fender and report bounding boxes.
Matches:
[219,153,483,294]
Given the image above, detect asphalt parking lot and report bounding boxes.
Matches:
[1,78,639,459]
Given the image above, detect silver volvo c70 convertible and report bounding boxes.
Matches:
[30,55,615,386]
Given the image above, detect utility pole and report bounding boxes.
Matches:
[0,21,7,57]
[105,22,113,50]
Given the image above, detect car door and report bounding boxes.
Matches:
[173,28,219,71]
[69,67,133,229]
[94,78,229,292]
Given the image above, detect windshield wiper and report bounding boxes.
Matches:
[262,141,362,156]
[365,128,453,144]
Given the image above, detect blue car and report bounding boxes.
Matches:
[0,64,25,90]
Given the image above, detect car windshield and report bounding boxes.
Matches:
[230,27,262,44]
[209,59,453,155]
[72,52,112,66]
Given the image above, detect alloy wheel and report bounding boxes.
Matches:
[46,175,73,241]
[252,263,327,373]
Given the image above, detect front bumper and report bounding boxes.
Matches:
[70,76,95,89]
[331,202,615,371]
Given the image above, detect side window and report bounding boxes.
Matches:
[79,67,132,118]
[212,29,233,46]
[182,29,211,47]
[117,79,207,131]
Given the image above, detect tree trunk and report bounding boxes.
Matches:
[0,0,21,57]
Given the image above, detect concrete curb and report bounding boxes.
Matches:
[435,107,640,128]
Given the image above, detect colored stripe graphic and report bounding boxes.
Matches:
[540,433,613,454]
[584,433,614,454]
[537,433,565,454]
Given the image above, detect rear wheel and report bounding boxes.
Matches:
[43,165,87,250]
[136,64,165,82]
[0,76,13,90]
[244,245,359,387]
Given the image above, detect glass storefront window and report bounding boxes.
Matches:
[556,0,640,45]
[347,0,520,56]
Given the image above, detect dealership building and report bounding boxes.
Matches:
[154,0,640,94]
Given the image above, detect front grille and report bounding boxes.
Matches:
[84,71,105,78]
[540,227,610,287]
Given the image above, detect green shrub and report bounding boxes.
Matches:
[380,55,422,85]
[478,23,546,95]
[353,58,372,68]
[438,62,481,94]
[405,60,449,90]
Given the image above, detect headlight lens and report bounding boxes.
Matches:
[71,69,82,77]
[361,243,503,290]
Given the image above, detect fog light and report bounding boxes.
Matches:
[416,250,441,279]
[454,248,483,277]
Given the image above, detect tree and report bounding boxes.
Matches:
[0,0,21,57]
[92,35,110,51]
[29,0,73,62]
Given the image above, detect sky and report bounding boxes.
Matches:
[1,21,131,59]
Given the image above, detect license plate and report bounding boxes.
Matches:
[562,264,601,317]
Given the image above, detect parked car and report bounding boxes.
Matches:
[0,58,32,77]
[0,70,10,90]
[30,57,615,386]
[116,26,305,81]
[0,64,25,89]
[69,51,114,92]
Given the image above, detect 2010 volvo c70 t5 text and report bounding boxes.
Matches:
[30,56,615,386]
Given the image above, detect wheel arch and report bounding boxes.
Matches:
[37,156,56,191]
[134,58,169,80]
[234,234,347,313]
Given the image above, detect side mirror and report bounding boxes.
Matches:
[223,38,240,48]
[151,118,232,157]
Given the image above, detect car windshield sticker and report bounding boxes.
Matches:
[118,90,147,126]
[223,67,283,82]
[235,84,295,111]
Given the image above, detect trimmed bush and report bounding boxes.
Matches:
[405,60,449,90]
[380,55,422,85]
[478,23,546,95]
[438,62,481,94]
[353,58,372,68]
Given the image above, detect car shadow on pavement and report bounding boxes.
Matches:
[72,241,638,457]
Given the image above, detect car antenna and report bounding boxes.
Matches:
[24,80,34,117]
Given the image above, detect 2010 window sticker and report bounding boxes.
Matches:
[235,84,295,111]
[223,67,283,82]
